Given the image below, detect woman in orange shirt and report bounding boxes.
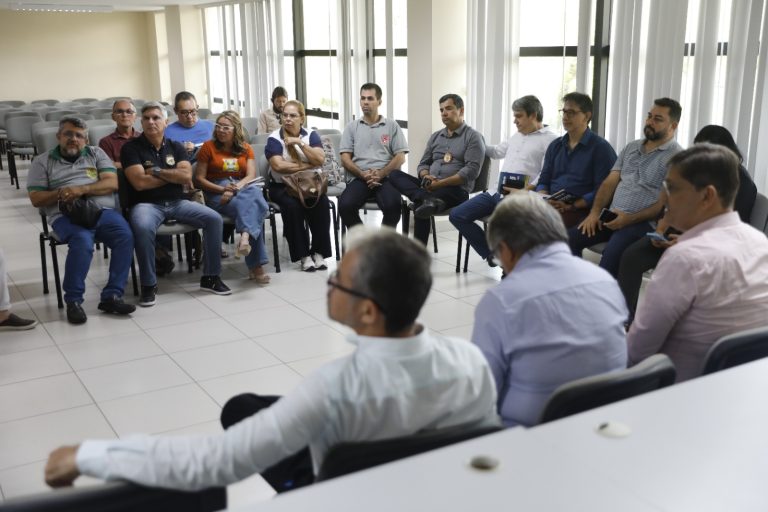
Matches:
[195,111,270,284]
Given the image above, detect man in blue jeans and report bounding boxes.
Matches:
[122,102,231,307]
[449,95,557,266]
[27,117,135,325]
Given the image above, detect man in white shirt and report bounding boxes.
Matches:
[44,227,499,493]
[449,95,557,266]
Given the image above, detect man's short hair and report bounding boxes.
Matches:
[141,101,168,119]
[271,86,288,101]
[653,97,682,124]
[487,194,568,256]
[58,116,88,132]
[360,83,383,100]
[439,93,464,110]
[667,143,740,209]
[173,91,197,109]
[562,92,593,114]
[345,226,432,335]
[111,98,135,111]
[512,95,544,122]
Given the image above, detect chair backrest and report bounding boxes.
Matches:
[89,124,117,148]
[241,116,259,139]
[197,108,213,119]
[72,97,99,104]
[254,144,269,181]
[45,110,78,121]
[0,100,26,107]
[315,423,502,482]
[315,128,342,136]
[32,120,60,138]
[537,354,676,424]
[0,481,225,512]
[471,156,492,194]
[32,127,60,154]
[251,133,270,145]
[87,118,118,127]
[748,192,768,232]
[7,116,41,144]
[701,325,768,375]
[30,99,59,106]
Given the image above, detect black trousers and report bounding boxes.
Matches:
[387,170,468,244]
[269,183,332,262]
[220,393,314,493]
[338,178,402,228]
[617,237,665,321]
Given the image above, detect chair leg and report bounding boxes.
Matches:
[184,233,194,273]
[8,150,17,186]
[130,256,139,296]
[270,213,281,273]
[401,200,410,235]
[463,236,471,273]
[50,241,64,309]
[455,233,462,273]
[40,233,49,294]
[330,201,340,261]
[175,234,183,262]
[431,217,438,254]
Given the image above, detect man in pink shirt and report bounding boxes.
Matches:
[628,144,768,381]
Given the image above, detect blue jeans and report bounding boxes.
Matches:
[448,191,501,260]
[51,208,134,303]
[206,180,269,269]
[567,221,652,277]
[129,200,223,286]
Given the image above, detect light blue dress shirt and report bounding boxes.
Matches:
[472,242,628,427]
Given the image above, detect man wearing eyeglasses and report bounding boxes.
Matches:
[165,91,214,163]
[535,92,617,228]
[27,117,136,325]
[99,98,141,170]
[44,227,499,493]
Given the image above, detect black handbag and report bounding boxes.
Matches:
[59,197,104,228]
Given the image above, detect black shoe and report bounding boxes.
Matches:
[486,255,498,268]
[66,302,87,325]
[139,285,158,307]
[200,275,232,296]
[414,198,446,219]
[98,296,136,315]
[0,313,38,331]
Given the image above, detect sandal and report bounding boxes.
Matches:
[249,267,270,284]
[236,234,252,258]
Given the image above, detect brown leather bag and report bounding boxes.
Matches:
[282,170,328,208]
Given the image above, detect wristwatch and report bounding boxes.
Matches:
[151,166,162,178]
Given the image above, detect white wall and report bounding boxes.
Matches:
[0,11,161,102]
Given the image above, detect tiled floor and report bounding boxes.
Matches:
[0,158,503,507]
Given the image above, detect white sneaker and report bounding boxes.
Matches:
[300,256,316,272]
[312,253,328,270]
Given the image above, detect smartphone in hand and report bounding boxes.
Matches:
[599,208,618,223]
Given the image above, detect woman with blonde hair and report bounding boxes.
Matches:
[195,110,270,283]
[265,100,331,271]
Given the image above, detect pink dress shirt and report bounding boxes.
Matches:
[628,211,768,381]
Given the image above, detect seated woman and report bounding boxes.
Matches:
[618,124,758,321]
[265,100,332,272]
[195,111,270,284]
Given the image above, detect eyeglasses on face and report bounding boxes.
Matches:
[178,109,198,117]
[559,109,583,118]
[327,271,386,313]
[113,109,135,115]
[215,124,234,132]
[61,131,87,140]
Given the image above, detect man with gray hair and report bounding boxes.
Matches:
[449,95,557,266]
[27,117,135,325]
[45,226,499,493]
[472,193,627,427]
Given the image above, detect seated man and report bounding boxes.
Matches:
[628,144,768,382]
[27,117,135,325]
[0,249,38,331]
[472,193,628,427]
[535,92,617,227]
[338,82,408,229]
[98,98,140,169]
[449,95,557,266]
[121,102,231,307]
[388,93,485,245]
[164,91,214,163]
[258,86,288,134]
[44,227,499,493]
[568,98,683,276]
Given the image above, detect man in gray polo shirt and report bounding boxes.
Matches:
[568,98,683,277]
[388,93,485,245]
[338,83,409,229]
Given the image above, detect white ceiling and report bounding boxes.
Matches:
[0,0,221,12]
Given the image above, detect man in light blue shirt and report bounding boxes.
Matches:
[164,91,214,163]
[472,193,628,427]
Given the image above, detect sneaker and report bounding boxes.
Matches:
[200,275,232,295]
[0,313,38,331]
[300,256,316,272]
[139,285,158,307]
[66,302,87,325]
[312,253,328,270]
[98,296,136,316]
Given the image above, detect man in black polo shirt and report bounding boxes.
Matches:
[121,101,231,306]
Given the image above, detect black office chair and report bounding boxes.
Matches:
[537,354,676,424]
[0,481,225,512]
[315,423,502,482]
[701,326,768,375]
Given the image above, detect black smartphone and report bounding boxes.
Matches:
[420,176,431,188]
[503,176,526,190]
[599,208,618,223]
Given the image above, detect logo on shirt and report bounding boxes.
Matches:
[85,167,98,180]
[380,134,390,145]
[222,158,239,173]
[165,155,176,167]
